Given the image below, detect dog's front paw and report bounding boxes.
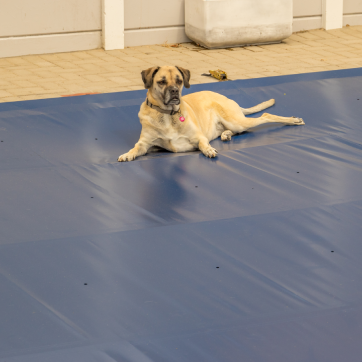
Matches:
[118,152,136,162]
[203,146,218,158]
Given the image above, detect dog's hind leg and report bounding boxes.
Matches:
[222,112,305,136]
[241,99,275,115]
[254,113,305,127]
[219,101,276,142]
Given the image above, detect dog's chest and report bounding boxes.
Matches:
[158,113,182,127]
[152,114,194,152]
[155,113,184,134]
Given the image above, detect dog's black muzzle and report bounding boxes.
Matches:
[165,86,180,105]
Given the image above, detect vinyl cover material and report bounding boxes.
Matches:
[1,68,362,362]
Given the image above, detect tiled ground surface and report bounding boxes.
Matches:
[1,26,362,103]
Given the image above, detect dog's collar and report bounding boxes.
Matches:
[146,98,180,116]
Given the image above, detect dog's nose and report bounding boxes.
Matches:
[170,87,179,95]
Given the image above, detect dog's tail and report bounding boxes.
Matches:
[241,99,275,115]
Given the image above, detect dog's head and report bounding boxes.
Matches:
[141,66,191,107]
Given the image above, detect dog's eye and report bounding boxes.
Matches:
[158,81,166,86]
[176,79,183,85]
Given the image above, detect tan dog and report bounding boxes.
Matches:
[118,66,304,161]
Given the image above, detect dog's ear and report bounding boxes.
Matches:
[141,66,160,89]
[176,66,191,88]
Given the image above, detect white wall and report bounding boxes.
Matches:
[293,0,323,32]
[343,0,362,26]
[0,0,101,37]
[124,0,189,47]
[293,0,362,31]
[1,0,362,58]
[0,0,102,58]
[344,0,362,13]
[294,0,322,17]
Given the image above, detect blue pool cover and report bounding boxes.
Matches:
[1,68,362,362]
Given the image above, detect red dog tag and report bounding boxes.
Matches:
[179,116,185,122]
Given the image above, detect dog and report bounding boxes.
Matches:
[118,66,304,162]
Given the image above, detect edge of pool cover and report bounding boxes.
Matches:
[1,69,362,362]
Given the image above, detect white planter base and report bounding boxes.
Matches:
[185,0,292,49]
[186,23,291,49]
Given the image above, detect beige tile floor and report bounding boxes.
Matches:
[1,26,362,103]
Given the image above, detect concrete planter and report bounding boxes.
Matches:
[185,0,293,49]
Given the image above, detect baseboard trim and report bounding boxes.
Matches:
[292,16,323,32]
[125,26,191,47]
[0,31,102,58]
[343,13,362,26]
